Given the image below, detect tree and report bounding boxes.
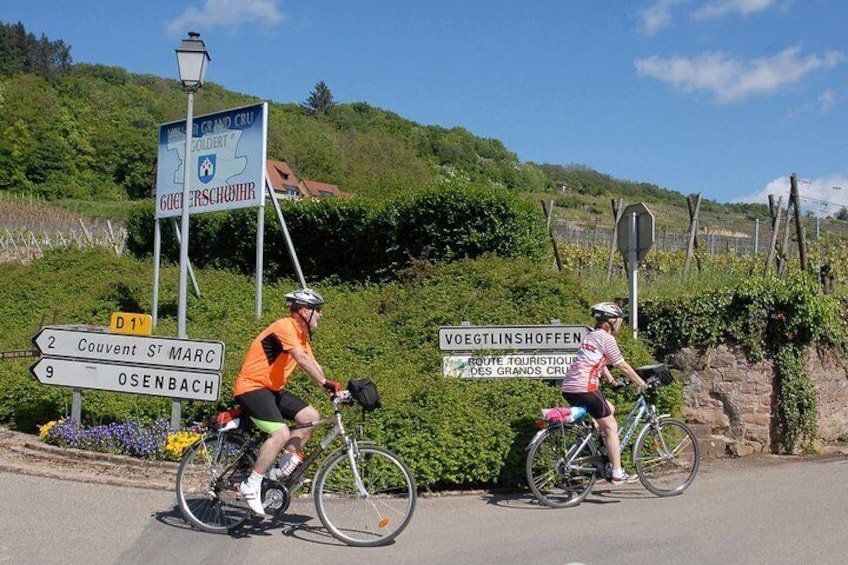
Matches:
[302,80,335,115]
[0,21,72,79]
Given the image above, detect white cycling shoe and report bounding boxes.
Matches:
[239,481,269,517]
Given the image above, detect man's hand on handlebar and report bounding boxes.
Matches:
[322,379,344,397]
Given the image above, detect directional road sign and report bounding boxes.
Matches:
[30,357,220,402]
[32,326,225,372]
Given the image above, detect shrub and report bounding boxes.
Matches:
[124,185,550,283]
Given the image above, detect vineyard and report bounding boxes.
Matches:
[0,194,126,264]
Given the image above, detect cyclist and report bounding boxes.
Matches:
[560,301,647,485]
[233,287,343,516]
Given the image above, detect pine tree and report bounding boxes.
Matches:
[302,80,335,115]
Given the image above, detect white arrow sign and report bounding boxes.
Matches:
[32,327,225,372]
[30,357,220,402]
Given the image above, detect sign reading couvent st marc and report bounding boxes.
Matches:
[438,324,590,352]
[30,326,224,401]
[32,327,224,371]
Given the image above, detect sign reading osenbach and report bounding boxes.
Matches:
[155,102,267,219]
[439,324,590,379]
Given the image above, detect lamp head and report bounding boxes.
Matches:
[176,31,210,91]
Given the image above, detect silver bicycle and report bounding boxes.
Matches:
[526,364,700,507]
[175,388,416,546]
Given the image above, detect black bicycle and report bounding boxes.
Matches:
[175,381,416,546]
[526,364,700,507]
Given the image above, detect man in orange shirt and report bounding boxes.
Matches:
[234,288,342,516]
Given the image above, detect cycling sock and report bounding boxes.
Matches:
[247,470,264,488]
[612,467,625,478]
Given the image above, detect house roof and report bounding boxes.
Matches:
[299,179,343,198]
[266,159,344,199]
[266,159,300,192]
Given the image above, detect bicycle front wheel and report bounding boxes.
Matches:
[176,434,254,533]
[314,445,416,547]
[525,425,599,508]
[633,418,700,497]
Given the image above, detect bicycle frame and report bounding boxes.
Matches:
[283,403,371,497]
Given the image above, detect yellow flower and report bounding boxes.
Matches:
[164,430,203,460]
[38,419,62,440]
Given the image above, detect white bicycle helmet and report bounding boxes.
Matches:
[285,288,325,309]
[590,301,625,321]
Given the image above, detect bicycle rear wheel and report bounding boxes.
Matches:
[176,434,254,533]
[314,445,416,547]
[526,425,599,508]
[633,418,700,497]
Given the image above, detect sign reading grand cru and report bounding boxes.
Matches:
[155,102,268,219]
[439,324,589,380]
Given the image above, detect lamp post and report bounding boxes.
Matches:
[175,31,210,340]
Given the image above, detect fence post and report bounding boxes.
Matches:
[606,198,623,282]
[683,194,702,275]
[764,195,783,276]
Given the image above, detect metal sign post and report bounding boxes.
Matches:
[616,203,655,339]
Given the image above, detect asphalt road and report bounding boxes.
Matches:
[1,456,846,565]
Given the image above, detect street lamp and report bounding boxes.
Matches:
[175,31,210,339]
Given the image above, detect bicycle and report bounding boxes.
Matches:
[525,363,700,508]
[175,380,417,547]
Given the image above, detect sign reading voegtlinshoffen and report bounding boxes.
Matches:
[155,102,268,219]
[439,324,590,380]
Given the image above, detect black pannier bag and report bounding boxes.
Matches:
[347,377,382,411]
[635,363,674,386]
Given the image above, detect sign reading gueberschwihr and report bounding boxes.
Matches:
[438,325,589,352]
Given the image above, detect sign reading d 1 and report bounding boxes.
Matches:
[110,312,153,336]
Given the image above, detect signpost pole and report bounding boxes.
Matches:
[628,212,639,340]
[72,389,82,425]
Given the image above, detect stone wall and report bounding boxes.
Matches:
[666,345,848,457]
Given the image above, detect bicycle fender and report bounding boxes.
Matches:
[525,426,567,451]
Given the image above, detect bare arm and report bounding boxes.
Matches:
[601,366,616,385]
[614,360,647,389]
[289,346,328,388]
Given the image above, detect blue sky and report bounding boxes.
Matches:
[4,1,846,210]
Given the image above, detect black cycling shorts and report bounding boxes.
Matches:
[562,390,612,420]
[235,388,309,434]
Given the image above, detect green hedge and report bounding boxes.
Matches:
[0,250,665,491]
[126,184,550,282]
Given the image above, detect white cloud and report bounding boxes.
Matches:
[692,0,775,20]
[639,0,688,36]
[734,174,848,217]
[634,46,846,103]
[818,89,836,113]
[166,0,286,36]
